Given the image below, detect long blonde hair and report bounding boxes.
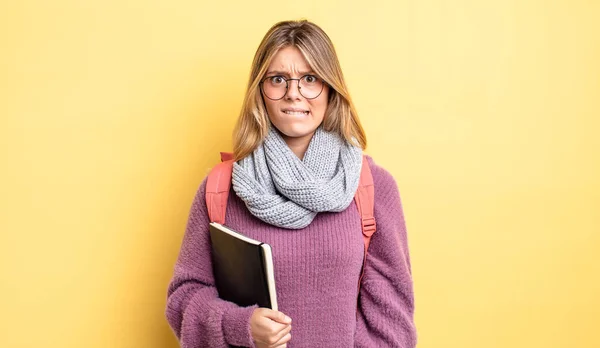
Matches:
[232,20,367,161]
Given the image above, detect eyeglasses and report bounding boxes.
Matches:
[260,74,325,100]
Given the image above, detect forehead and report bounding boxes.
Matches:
[267,46,311,72]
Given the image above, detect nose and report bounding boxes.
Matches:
[284,79,302,100]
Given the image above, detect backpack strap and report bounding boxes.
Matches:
[205,152,377,297]
[354,156,376,297]
[205,152,235,224]
[220,152,234,162]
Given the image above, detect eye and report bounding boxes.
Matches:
[268,76,286,85]
[303,75,318,84]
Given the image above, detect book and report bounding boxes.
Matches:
[209,222,278,311]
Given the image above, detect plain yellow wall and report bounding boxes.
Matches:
[1,0,598,347]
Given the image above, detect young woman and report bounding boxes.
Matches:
[165,20,417,348]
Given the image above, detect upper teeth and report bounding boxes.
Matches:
[284,110,308,115]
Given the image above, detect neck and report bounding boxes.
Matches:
[281,132,315,160]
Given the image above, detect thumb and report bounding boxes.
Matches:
[263,309,292,324]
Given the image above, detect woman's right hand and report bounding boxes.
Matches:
[250,308,292,348]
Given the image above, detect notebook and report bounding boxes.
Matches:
[209,222,278,311]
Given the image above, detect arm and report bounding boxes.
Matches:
[354,161,417,347]
[165,178,258,348]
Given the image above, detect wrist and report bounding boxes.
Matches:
[222,304,259,347]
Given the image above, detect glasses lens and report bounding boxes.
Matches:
[298,75,323,99]
[262,76,287,100]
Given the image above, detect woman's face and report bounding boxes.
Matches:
[261,46,329,143]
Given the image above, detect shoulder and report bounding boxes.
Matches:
[187,173,211,220]
[195,159,230,200]
[362,155,408,238]
[363,154,406,217]
[188,176,209,216]
[364,154,400,194]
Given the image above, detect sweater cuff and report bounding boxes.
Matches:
[222,304,259,347]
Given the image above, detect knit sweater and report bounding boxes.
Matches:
[165,155,417,347]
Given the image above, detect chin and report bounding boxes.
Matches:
[274,123,318,139]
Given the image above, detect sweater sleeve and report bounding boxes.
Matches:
[354,159,417,347]
[165,178,259,348]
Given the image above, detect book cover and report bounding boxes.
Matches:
[209,222,278,311]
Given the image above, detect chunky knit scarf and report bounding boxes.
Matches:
[231,125,363,229]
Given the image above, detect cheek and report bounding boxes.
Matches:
[312,95,329,119]
[264,99,280,118]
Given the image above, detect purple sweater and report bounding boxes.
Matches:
[165,156,417,347]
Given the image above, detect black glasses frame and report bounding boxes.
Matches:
[260,75,325,100]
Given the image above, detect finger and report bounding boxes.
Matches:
[270,324,292,344]
[255,322,289,346]
[257,324,291,347]
[272,332,292,347]
[262,309,292,324]
[267,321,290,339]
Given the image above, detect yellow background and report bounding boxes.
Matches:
[1,0,598,347]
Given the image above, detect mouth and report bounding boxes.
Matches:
[281,108,310,116]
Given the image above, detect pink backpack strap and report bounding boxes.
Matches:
[354,155,376,296]
[205,152,234,224]
[220,152,234,162]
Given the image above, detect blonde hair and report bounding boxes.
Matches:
[232,19,368,161]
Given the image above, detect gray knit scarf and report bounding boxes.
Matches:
[232,125,363,229]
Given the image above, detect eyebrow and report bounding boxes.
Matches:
[266,70,315,76]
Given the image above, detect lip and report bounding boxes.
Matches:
[281,108,310,113]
